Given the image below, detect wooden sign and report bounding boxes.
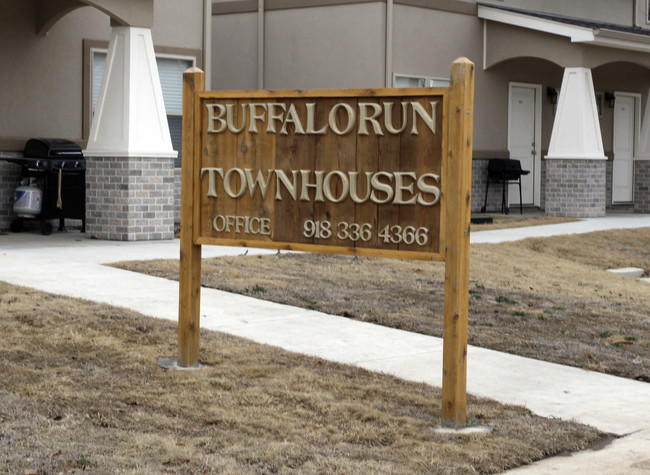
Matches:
[179,59,474,426]
[194,91,445,260]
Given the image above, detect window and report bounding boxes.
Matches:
[393,74,450,88]
[91,50,194,167]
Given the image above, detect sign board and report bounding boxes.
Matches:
[193,91,446,260]
[179,59,474,425]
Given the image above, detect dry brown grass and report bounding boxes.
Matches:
[117,228,650,381]
[0,282,606,474]
[471,214,577,231]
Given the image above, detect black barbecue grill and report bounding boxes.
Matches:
[481,159,530,215]
[8,138,86,235]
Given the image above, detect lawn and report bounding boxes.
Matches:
[0,281,605,473]
[117,227,650,381]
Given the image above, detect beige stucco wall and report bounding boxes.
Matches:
[392,5,507,152]
[212,12,259,90]
[212,3,386,90]
[0,5,108,141]
[393,5,481,78]
[265,3,386,89]
[152,0,204,49]
[0,0,204,148]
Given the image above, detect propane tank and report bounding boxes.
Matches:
[13,178,42,217]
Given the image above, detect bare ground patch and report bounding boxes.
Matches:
[116,228,650,381]
[0,282,606,474]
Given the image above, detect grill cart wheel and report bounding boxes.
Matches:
[41,221,53,235]
[10,218,23,233]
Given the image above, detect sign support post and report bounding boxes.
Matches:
[178,67,204,367]
[442,58,474,425]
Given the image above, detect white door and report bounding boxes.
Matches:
[612,94,635,203]
[508,84,540,207]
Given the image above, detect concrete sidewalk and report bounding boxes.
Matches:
[471,212,650,243]
[1,214,649,473]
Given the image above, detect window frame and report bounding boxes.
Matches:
[392,73,450,88]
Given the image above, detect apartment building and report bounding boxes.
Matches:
[1,0,649,240]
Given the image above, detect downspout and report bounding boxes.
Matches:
[482,19,487,71]
[203,0,212,88]
[258,0,265,89]
[385,0,393,87]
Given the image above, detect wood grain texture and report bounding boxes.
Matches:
[178,67,205,367]
[195,90,445,260]
[441,58,475,426]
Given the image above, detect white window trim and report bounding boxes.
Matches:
[392,73,450,88]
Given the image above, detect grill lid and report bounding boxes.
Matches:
[24,138,84,159]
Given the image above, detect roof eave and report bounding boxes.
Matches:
[478,4,650,53]
[591,29,650,53]
[477,5,595,43]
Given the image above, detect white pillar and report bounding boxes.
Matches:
[545,68,607,218]
[546,67,606,160]
[84,26,176,158]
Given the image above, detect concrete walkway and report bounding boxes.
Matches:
[0,213,649,473]
[471,212,650,243]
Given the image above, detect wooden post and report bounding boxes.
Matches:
[442,58,474,425]
[178,67,204,367]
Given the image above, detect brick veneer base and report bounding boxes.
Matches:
[174,168,182,224]
[634,160,650,213]
[85,156,175,241]
[471,159,505,213]
[605,160,613,208]
[0,154,23,230]
[545,159,606,218]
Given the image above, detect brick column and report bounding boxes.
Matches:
[85,157,174,240]
[174,168,182,224]
[634,160,650,213]
[0,155,22,230]
[605,160,613,209]
[84,26,177,241]
[545,68,607,217]
[545,159,606,217]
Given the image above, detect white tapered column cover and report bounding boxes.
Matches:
[84,26,176,158]
[546,68,606,160]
